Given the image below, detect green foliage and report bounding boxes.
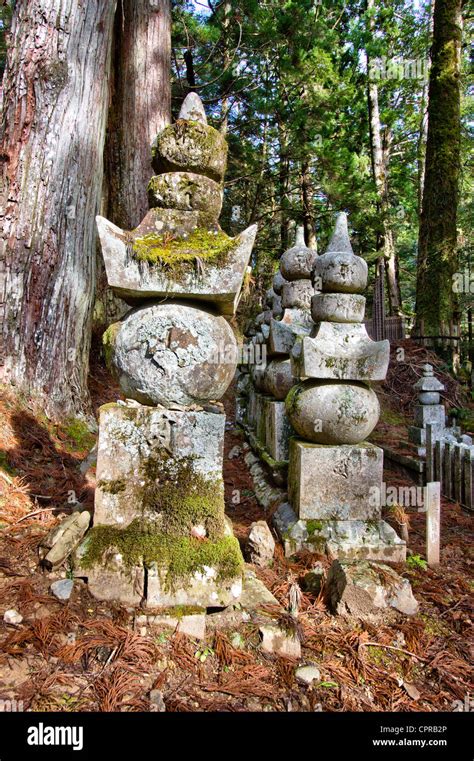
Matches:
[406,554,428,571]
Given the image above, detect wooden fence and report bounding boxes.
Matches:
[426,424,474,512]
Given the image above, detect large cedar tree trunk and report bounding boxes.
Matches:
[96,0,171,325]
[414,0,463,342]
[0,0,117,419]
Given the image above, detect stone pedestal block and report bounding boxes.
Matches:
[94,403,225,528]
[273,503,406,562]
[264,400,293,462]
[268,309,313,356]
[288,439,383,520]
[146,561,242,609]
[414,403,446,428]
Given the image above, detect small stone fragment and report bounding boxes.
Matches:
[295,664,321,686]
[3,609,23,625]
[149,689,166,712]
[259,624,301,659]
[246,521,275,567]
[50,579,74,601]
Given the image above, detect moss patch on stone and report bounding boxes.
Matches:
[131,227,235,278]
[63,419,96,453]
[141,452,226,539]
[102,322,121,371]
[81,521,243,586]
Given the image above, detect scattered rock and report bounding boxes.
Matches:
[246,521,275,567]
[50,579,74,601]
[228,445,242,459]
[295,664,321,686]
[259,624,301,659]
[301,565,325,596]
[3,609,23,625]
[149,689,166,712]
[39,511,91,571]
[326,560,418,621]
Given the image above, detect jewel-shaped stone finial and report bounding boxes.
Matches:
[178,92,208,125]
[325,212,354,254]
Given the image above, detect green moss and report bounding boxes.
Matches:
[306,519,323,536]
[97,479,127,495]
[102,323,121,371]
[140,452,226,539]
[63,419,95,452]
[131,227,235,278]
[82,521,243,587]
[285,385,302,417]
[0,451,17,476]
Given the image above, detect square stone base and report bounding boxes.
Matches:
[146,563,242,609]
[288,439,383,520]
[273,503,406,562]
[94,403,225,528]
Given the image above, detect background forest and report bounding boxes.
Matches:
[0,0,472,418]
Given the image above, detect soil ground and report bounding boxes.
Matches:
[0,342,472,713]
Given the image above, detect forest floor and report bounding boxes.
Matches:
[0,341,472,712]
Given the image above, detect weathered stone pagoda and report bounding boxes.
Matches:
[271,214,407,561]
[76,93,256,608]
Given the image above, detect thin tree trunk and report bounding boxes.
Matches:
[414,0,462,342]
[278,118,290,254]
[301,159,317,250]
[219,0,232,135]
[0,0,116,419]
[366,0,401,316]
[97,0,171,325]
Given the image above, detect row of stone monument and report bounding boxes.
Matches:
[73,92,417,615]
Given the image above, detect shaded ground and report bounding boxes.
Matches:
[0,348,472,712]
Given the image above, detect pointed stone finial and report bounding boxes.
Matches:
[325,212,354,255]
[178,92,208,125]
[295,226,306,246]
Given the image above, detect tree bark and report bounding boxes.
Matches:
[0,0,116,419]
[97,0,171,326]
[366,0,401,316]
[414,0,462,342]
[103,0,171,231]
[300,159,317,250]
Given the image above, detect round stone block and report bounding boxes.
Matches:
[262,359,294,400]
[107,302,237,406]
[418,392,441,405]
[311,293,366,323]
[286,380,380,444]
[280,229,317,281]
[152,121,228,183]
[281,280,314,310]
[313,250,367,294]
[147,172,223,217]
[273,270,288,295]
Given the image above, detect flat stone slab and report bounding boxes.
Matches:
[264,399,293,462]
[273,502,406,561]
[136,610,206,640]
[146,563,242,608]
[288,439,383,520]
[94,403,225,528]
[291,322,389,382]
[75,542,145,606]
[96,211,257,316]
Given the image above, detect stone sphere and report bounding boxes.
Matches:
[107,302,237,406]
[280,227,317,281]
[286,381,380,445]
[261,359,294,400]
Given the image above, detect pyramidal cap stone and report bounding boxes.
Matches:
[280,226,317,281]
[96,213,257,316]
[268,309,313,356]
[313,213,367,293]
[291,321,390,382]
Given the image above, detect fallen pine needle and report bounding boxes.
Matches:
[360,642,428,663]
